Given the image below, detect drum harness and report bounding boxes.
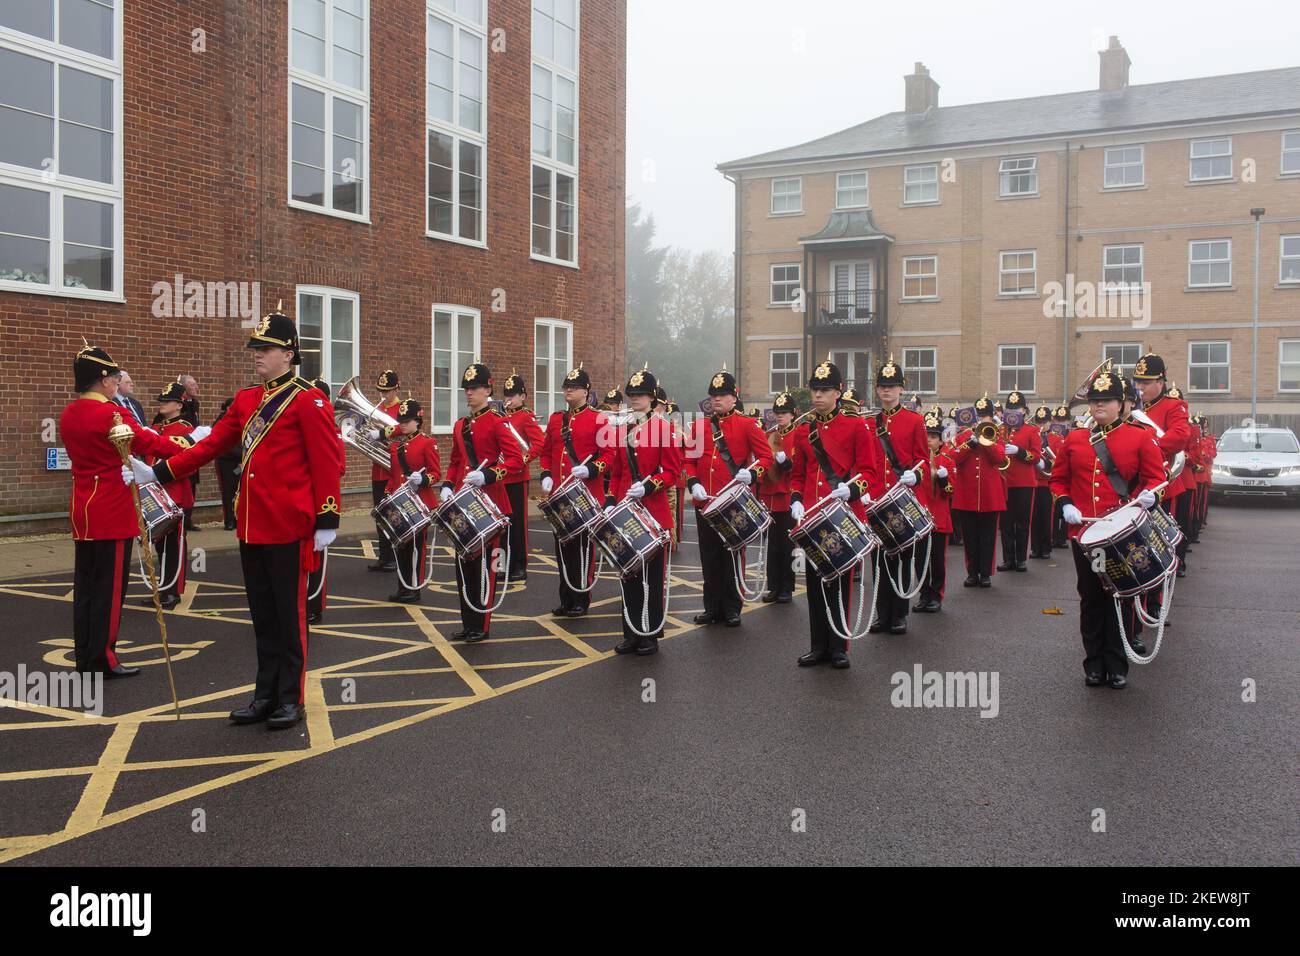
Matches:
[708,415,768,603]
[616,419,673,638]
[874,413,932,601]
[1091,434,1174,664]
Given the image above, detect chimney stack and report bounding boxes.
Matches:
[904,62,939,115]
[1099,36,1131,93]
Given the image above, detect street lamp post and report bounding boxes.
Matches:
[1250,208,1265,424]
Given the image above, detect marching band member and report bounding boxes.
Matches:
[604,367,682,655]
[135,309,343,729]
[306,378,346,624]
[1167,383,1197,572]
[950,395,1008,588]
[1131,354,1190,582]
[368,370,403,573]
[658,390,687,550]
[439,363,523,641]
[64,344,192,678]
[1192,416,1215,538]
[759,392,798,604]
[839,386,863,416]
[1051,365,1165,689]
[539,364,612,618]
[684,366,773,628]
[385,398,442,605]
[996,390,1041,573]
[789,361,880,668]
[1049,405,1072,548]
[599,387,624,412]
[502,372,546,583]
[1029,405,1055,559]
[913,410,954,613]
[140,381,197,610]
[868,357,927,635]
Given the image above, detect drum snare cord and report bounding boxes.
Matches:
[461,534,511,614]
[620,544,672,638]
[1118,572,1175,664]
[136,524,183,594]
[732,528,769,603]
[884,535,931,600]
[827,554,877,642]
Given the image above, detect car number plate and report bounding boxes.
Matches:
[1240,478,1266,486]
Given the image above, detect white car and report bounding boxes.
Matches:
[1210,427,1300,501]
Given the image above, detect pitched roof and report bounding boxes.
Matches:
[719,66,1300,171]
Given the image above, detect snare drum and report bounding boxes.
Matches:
[138,482,183,542]
[434,486,509,560]
[1078,503,1177,597]
[790,498,880,581]
[700,479,771,551]
[372,485,433,545]
[865,482,934,555]
[538,474,602,543]
[590,500,670,579]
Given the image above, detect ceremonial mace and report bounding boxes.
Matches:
[108,413,182,720]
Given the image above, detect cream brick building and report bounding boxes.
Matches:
[718,40,1300,428]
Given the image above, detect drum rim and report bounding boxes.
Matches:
[1077,504,1151,548]
[701,479,748,515]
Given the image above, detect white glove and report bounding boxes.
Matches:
[899,470,918,487]
[130,456,156,486]
[1063,504,1083,525]
[571,464,590,481]
[1136,489,1157,510]
[406,471,424,489]
[1005,444,1020,456]
[190,425,212,441]
[541,476,554,494]
[936,466,949,479]
[830,483,851,502]
[121,464,135,486]
[366,428,381,441]
[313,529,336,551]
[691,483,709,502]
[790,501,805,523]
[463,469,485,488]
[440,486,454,504]
[776,451,788,464]
[625,481,646,500]
[141,426,159,437]
[735,467,752,486]
[603,504,615,516]
[1036,459,1047,472]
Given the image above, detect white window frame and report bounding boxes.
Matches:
[0,5,124,301]
[530,163,578,268]
[534,317,573,422]
[901,255,938,300]
[1187,340,1230,393]
[1101,342,1143,372]
[1283,131,1300,176]
[902,347,937,394]
[998,344,1036,394]
[430,304,482,434]
[426,3,487,247]
[1189,136,1232,182]
[770,176,802,215]
[903,163,938,204]
[768,349,800,395]
[1280,234,1300,285]
[999,249,1037,295]
[1279,339,1300,393]
[295,285,360,395]
[1103,145,1144,188]
[1102,244,1143,288]
[287,0,370,222]
[1188,239,1232,288]
[769,263,801,306]
[998,155,1037,196]
[531,0,579,267]
[835,171,868,209]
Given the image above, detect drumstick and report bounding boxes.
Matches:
[1078,481,1170,522]
[807,473,863,512]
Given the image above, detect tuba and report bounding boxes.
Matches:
[335,375,400,468]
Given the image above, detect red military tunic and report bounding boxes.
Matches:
[153,418,196,509]
[917,445,956,534]
[60,392,188,541]
[1002,421,1043,489]
[1138,393,1190,498]
[683,408,774,503]
[505,407,546,484]
[1042,430,1067,488]
[1174,420,1201,497]
[153,372,343,544]
[371,397,401,483]
[444,405,525,514]
[949,428,1009,512]
[1195,434,1216,485]
[759,426,796,514]
[789,410,882,522]
[1049,420,1167,540]
[870,405,929,495]
[540,404,614,500]
[604,414,682,530]
[385,433,444,508]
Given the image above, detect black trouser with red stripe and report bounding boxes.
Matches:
[371,480,396,565]
[239,541,310,706]
[505,481,530,577]
[307,549,328,616]
[697,512,742,620]
[1072,540,1134,679]
[999,487,1034,565]
[456,534,500,634]
[918,531,948,605]
[73,538,134,672]
[555,530,596,613]
[393,529,429,595]
[764,509,796,597]
[1172,491,1191,566]
[806,566,854,655]
[1030,486,1054,556]
[875,545,915,626]
[957,510,1000,578]
[622,550,668,644]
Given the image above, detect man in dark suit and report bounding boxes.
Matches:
[114,371,147,426]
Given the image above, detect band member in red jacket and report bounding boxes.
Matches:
[1167,383,1198,562]
[306,378,346,624]
[1051,365,1166,689]
[913,410,955,613]
[368,370,402,572]
[539,365,613,618]
[63,344,192,678]
[950,395,1008,587]
[684,366,773,628]
[869,357,929,634]
[1048,405,1072,548]
[789,361,881,668]
[1131,354,1190,575]
[383,398,442,606]
[502,372,546,583]
[604,368,682,655]
[1028,405,1055,559]
[135,310,342,729]
[760,391,798,604]
[996,390,1042,573]
[1192,415,1215,537]
[143,381,197,610]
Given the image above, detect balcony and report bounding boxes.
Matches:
[809,289,883,332]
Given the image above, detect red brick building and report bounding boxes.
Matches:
[0,0,626,532]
